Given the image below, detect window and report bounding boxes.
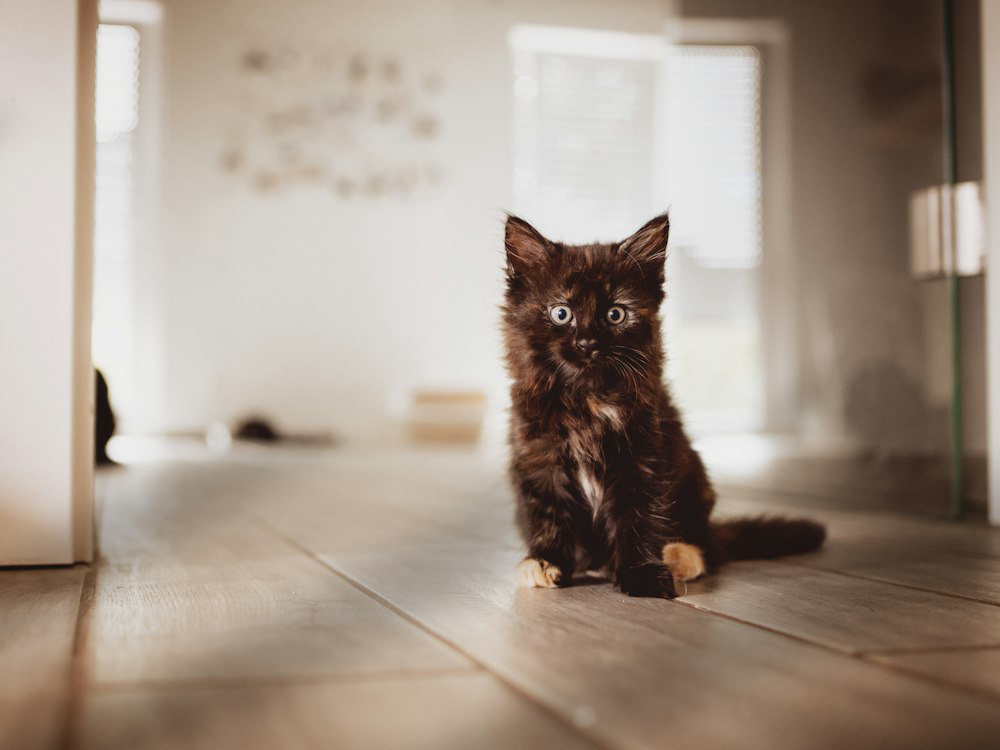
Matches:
[512,46,657,242]
[662,45,761,269]
[510,28,764,431]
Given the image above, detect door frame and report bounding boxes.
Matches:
[982,2,1000,526]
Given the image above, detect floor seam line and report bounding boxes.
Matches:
[671,598,862,657]
[860,643,1000,656]
[248,513,619,750]
[857,652,1000,704]
[88,666,482,693]
[775,557,1000,608]
[671,599,1000,705]
[62,563,97,750]
[249,508,1000,714]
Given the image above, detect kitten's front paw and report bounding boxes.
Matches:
[517,558,563,588]
[618,564,677,599]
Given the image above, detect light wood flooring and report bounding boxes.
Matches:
[4,443,1000,749]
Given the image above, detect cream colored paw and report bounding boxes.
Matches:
[517,558,562,588]
[662,542,706,583]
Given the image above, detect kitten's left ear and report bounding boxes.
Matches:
[619,213,669,283]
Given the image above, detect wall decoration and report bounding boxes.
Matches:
[220,44,447,199]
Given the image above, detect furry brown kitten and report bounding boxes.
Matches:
[503,213,825,598]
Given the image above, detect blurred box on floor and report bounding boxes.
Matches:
[404,389,487,445]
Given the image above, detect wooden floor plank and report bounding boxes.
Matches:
[793,548,1000,605]
[90,464,471,686]
[251,457,1000,656]
[73,449,1000,750]
[234,461,518,554]
[677,560,1000,652]
[79,673,598,750]
[0,566,85,750]
[873,648,1000,698]
[90,554,472,685]
[235,447,523,550]
[323,544,1000,750]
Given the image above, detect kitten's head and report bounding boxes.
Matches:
[502,213,668,387]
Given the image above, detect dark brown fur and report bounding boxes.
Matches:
[503,213,824,598]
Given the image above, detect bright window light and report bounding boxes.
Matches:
[93,23,140,427]
[511,35,658,243]
[663,45,762,269]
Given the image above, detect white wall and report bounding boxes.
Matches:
[150,0,974,459]
[146,0,669,441]
[0,0,95,564]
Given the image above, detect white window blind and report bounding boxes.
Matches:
[512,47,657,243]
[663,45,762,269]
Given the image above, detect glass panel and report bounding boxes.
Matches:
[676,0,963,517]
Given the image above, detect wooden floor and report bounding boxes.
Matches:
[5,443,1000,750]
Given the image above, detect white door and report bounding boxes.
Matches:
[0,0,97,564]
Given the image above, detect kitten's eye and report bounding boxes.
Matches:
[607,306,627,325]
[549,305,573,325]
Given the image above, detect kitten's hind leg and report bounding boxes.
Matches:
[662,542,706,584]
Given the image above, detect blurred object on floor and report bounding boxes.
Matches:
[234,415,280,442]
[404,388,487,445]
[204,417,339,452]
[95,368,116,465]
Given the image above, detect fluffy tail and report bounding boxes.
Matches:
[711,516,826,561]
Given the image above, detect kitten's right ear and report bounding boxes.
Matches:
[619,212,669,284]
[505,215,552,278]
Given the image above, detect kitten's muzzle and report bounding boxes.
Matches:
[575,338,599,357]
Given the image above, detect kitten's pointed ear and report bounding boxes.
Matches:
[619,213,669,283]
[505,215,552,278]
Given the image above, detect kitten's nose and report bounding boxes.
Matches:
[575,338,599,356]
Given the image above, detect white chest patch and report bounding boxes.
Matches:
[576,467,604,518]
[586,396,624,431]
[596,403,623,429]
